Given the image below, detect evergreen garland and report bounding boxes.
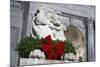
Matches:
[16,36,76,58]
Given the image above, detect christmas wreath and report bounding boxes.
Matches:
[16,35,76,60]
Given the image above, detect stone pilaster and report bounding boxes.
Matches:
[87,18,95,61]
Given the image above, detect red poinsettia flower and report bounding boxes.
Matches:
[41,35,65,60]
[55,41,64,57]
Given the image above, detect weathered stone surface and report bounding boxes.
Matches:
[29,49,46,59]
[31,6,66,41]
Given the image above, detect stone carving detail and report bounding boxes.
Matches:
[64,26,86,61]
[10,1,27,10]
[31,6,66,41]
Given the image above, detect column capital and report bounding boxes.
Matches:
[87,18,95,23]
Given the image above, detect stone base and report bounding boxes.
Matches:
[20,58,76,66]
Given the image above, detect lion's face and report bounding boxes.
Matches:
[35,6,63,31]
[31,6,66,41]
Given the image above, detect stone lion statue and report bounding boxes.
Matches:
[30,6,86,62]
[64,26,86,62]
[31,6,66,41]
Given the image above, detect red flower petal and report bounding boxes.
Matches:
[41,44,52,53]
[53,53,58,60]
[48,52,53,60]
[44,35,52,44]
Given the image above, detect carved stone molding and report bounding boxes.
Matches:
[87,18,95,23]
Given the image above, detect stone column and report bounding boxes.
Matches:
[10,1,24,67]
[87,18,95,61]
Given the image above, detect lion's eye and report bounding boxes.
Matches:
[37,9,40,13]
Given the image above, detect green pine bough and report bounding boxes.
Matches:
[16,37,41,58]
[64,38,76,55]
